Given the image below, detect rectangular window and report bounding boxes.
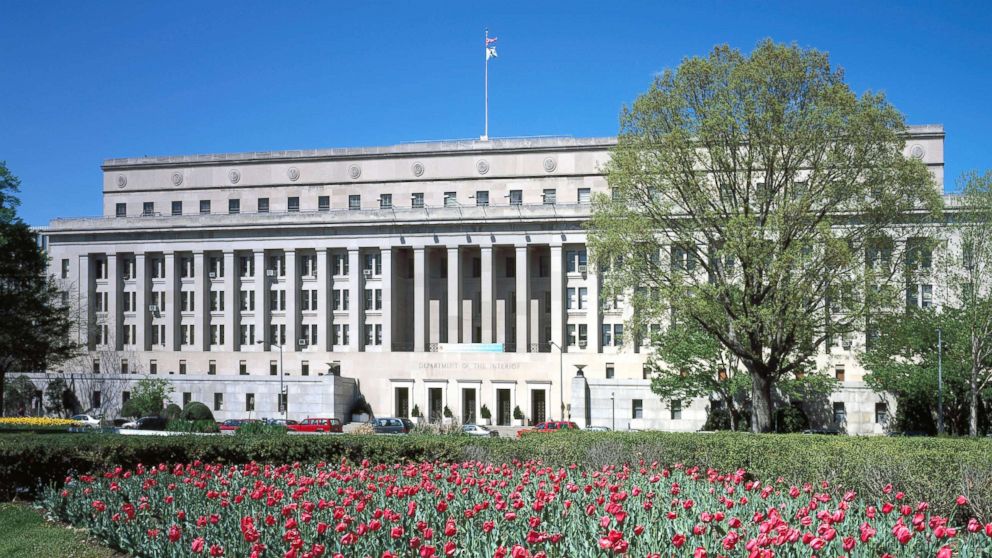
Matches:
[92,390,101,409]
[208,359,217,375]
[239,360,247,375]
[542,189,556,205]
[578,188,591,204]
[149,360,157,374]
[833,402,846,424]
[200,200,211,214]
[509,190,522,205]
[444,192,457,207]
[183,392,191,406]
[120,358,129,374]
[171,201,183,216]
[411,192,424,208]
[318,196,330,211]
[348,195,361,210]
[239,256,254,278]
[614,324,624,346]
[670,400,682,420]
[239,324,255,346]
[228,199,240,214]
[875,402,888,424]
[475,191,489,207]
[379,194,392,209]
[602,325,612,347]
[92,359,100,373]
[288,196,300,212]
[632,399,643,419]
[578,324,588,347]
[61,259,70,279]
[116,203,127,217]
[270,360,278,375]
[567,324,576,346]
[332,254,349,276]
[835,366,846,382]
[179,360,187,375]
[257,198,269,213]
[246,393,255,412]
[364,324,374,346]
[210,325,224,346]
[214,393,223,411]
[142,202,154,216]
[605,363,614,379]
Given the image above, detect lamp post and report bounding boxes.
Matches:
[259,341,285,419]
[573,364,586,424]
[611,392,616,432]
[937,327,944,435]
[548,340,564,421]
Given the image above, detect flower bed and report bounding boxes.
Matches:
[0,417,81,428]
[44,460,992,557]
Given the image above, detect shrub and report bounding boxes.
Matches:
[443,406,453,419]
[162,403,182,420]
[350,395,372,417]
[411,405,422,418]
[119,399,142,419]
[179,402,214,422]
[774,404,810,433]
[235,422,286,436]
[165,419,219,434]
[479,404,491,420]
[512,405,524,421]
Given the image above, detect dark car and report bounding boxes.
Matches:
[134,416,168,431]
[372,417,408,434]
[400,418,415,433]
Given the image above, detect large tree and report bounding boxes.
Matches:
[0,162,80,415]
[589,41,939,432]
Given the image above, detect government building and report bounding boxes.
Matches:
[35,126,946,434]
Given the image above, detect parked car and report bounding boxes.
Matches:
[218,419,259,432]
[462,424,498,437]
[372,417,408,434]
[287,418,343,433]
[516,421,579,438]
[585,425,611,432]
[133,416,168,431]
[71,414,101,428]
[400,418,415,433]
[266,418,299,426]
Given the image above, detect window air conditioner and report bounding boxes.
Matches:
[266,269,276,277]
[578,341,588,348]
[363,269,373,277]
[148,305,158,312]
[577,265,588,274]
[208,272,216,279]
[297,338,308,347]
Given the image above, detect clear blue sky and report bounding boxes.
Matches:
[2,1,990,226]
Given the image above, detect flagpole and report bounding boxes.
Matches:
[483,28,489,141]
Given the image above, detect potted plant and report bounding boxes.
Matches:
[411,404,424,425]
[442,405,454,426]
[479,404,492,426]
[512,405,525,427]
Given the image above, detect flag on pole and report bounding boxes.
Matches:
[486,35,498,60]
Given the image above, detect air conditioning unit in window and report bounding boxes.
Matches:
[266,269,276,278]
[297,338,308,347]
[578,341,588,348]
[148,305,159,313]
[208,272,216,279]
[577,265,588,274]
[363,269,373,277]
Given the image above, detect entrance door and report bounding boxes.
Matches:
[462,388,477,424]
[395,387,409,418]
[497,389,511,426]
[428,388,443,423]
[531,390,546,424]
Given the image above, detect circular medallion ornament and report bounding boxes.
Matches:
[116,175,127,189]
[170,172,183,186]
[287,167,300,182]
[348,165,362,179]
[412,162,425,177]
[910,144,926,160]
[543,157,557,173]
[476,159,490,175]
[228,169,241,184]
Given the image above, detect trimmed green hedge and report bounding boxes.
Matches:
[2,432,990,517]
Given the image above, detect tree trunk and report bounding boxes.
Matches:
[0,370,6,417]
[971,346,980,437]
[750,371,774,433]
[727,399,737,432]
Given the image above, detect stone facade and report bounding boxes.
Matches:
[34,129,945,432]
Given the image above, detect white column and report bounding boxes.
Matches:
[413,246,427,352]
[481,245,494,343]
[347,248,361,351]
[447,246,461,344]
[78,254,93,349]
[515,245,529,353]
[107,253,121,351]
[135,253,148,351]
[381,247,392,351]
[285,249,298,352]
[550,245,564,352]
[254,251,268,350]
[193,252,207,351]
[587,252,601,353]
[164,253,179,351]
[223,251,237,352]
[316,249,330,351]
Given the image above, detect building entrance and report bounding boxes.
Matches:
[394,387,409,418]
[531,390,546,424]
[496,389,511,426]
[428,387,443,423]
[462,388,477,424]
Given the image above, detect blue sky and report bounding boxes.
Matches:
[2,1,990,226]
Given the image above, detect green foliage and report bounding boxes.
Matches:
[774,404,811,433]
[119,399,141,419]
[162,403,182,420]
[165,419,219,433]
[43,377,78,417]
[588,40,939,432]
[2,376,36,416]
[479,404,491,420]
[179,401,214,422]
[703,406,751,432]
[125,378,173,418]
[442,405,453,419]
[235,422,286,436]
[512,405,524,420]
[0,161,22,224]
[0,503,117,558]
[411,404,422,418]
[350,395,372,416]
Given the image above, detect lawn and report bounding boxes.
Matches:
[0,503,121,558]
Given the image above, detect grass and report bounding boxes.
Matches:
[0,503,122,558]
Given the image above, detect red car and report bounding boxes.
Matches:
[287,418,343,433]
[516,421,579,438]
[218,419,260,432]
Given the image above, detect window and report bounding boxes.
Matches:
[228,199,240,214]
[578,324,588,347]
[180,257,194,278]
[183,392,191,406]
[246,393,255,412]
[614,324,624,346]
[301,289,318,311]
[379,194,392,209]
[875,402,888,424]
[906,283,934,309]
[411,192,424,208]
[116,203,127,217]
[270,290,286,311]
[61,259,69,279]
[509,190,522,205]
[239,360,247,375]
[643,365,651,380]
[149,360,157,374]
[475,191,489,207]
[605,363,614,379]
[269,255,285,277]
[210,325,224,346]
[209,257,224,278]
[214,393,223,411]
[833,402,846,424]
[602,325,612,347]
[288,196,300,212]
[92,359,100,373]
[542,189,556,204]
[179,360,187,375]
[239,324,255,345]
[200,200,211,214]
[94,258,107,279]
[567,324,576,346]
[348,195,361,210]
[181,324,195,346]
[333,324,350,345]
[671,244,696,272]
[180,291,194,312]
[301,255,316,277]
[364,324,374,346]
[143,202,154,216]
[578,188,591,204]
[171,201,183,216]
[301,361,309,376]
[208,360,217,375]
[92,391,101,409]
[670,400,682,420]
[835,366,846,382]
[566,249,588,273]
[257,198,269,213]
[239,256,254,278]
[122,391,130,403]
[318,196,330,211]
[270,361,278,375]
[332,254,349,276]
[239,290,255,311]
[632,399,643,419]
[444,192,457,207]
[151,258,165,279]
[906,237,932,271]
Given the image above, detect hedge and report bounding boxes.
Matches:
[2,431,990,517]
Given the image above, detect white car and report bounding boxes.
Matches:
[71,414,102,427]
[462,424,499,437]
[121,418,139,429]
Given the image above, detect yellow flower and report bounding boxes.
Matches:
[0,417,82,427]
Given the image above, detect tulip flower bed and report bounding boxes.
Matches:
[44,459,992,558]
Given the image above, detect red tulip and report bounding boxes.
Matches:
[191,537,205,554]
